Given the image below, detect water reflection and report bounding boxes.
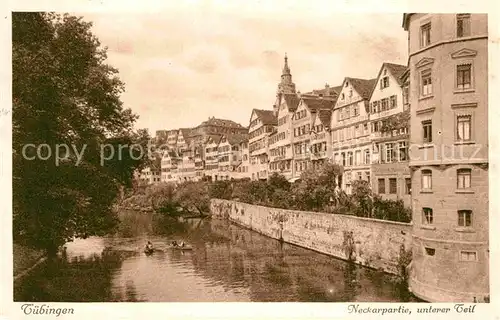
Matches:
[15,210,414,302]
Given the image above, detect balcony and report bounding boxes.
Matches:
[294,153,310,161]
[310,132,326,142]
[310,151,327,160]
[294,134,310,143]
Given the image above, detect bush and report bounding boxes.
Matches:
[208,180,232,200]
[373,196,411,223]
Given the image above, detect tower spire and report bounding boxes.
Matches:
[277,53,295,95]
[282,52,290,75]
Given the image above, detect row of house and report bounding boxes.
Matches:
[248,55,412,205]
[140,54,412,205]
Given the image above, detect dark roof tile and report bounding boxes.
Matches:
[253,109,277,125]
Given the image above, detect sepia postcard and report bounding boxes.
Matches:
[1,0,499,319]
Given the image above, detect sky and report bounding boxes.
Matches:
[79,7,408,134]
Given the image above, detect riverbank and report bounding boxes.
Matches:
[13,244,46,281]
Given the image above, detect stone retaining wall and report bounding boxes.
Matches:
[210,199,412,275]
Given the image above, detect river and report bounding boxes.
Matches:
[14,209,416,302]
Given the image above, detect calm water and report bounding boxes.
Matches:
[15,210,414,302]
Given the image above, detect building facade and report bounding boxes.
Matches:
[369,63,411,207]
[403,13,489,302]
[331,78,376,194]
[248,109,276,180]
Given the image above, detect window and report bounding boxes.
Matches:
[389,178,397,194]
[347,152,353,166]
[405,178,411,194]
[378,178,385,194]
[385,143,394,163]
[390,95,397,109]
[420,23,431,47]
[457,14,471,38]
[457,168,472,189]
[353,104,359,116]
[457,64,472,90]
[365,171,370,184]
[357,172,362,180]
[355,150,361,166]
[380,76,389,89]
[341,153,346,166]
[364,149,370,164]
[425,247,435,256]
[460,251,477,261]
[422,120,432,143]
[398,141,408,161]
[381,98,388,111]
[422,169,432,190]
[403,86,409,106]
[421,70,433,96]
[457,115,471,141]
[458,210,472,227]
[422,207,433,224]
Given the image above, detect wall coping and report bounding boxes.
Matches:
[211,199,413,228]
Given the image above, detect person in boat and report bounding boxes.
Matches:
[145,241,153,251]
[180,241,185,248]
[171,240,178,247]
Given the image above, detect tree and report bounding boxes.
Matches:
[380,110,410,134]
[13,13,145,256]
[351,180,373,217]
[174,182,210,216]
[291,161,343,211]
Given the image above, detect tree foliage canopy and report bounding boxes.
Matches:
[13,13,147,254]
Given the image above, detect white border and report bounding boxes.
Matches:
[1,1,499,319]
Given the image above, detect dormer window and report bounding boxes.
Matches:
[341,93,345,100]
[345,82,349,87]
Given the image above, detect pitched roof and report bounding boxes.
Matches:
[253,109,277,125]
[317,109,333,128]
[206,134,222,145]
[346,77,378,100]
[198,117,245,128]
[226,133,249,145]
[282,93,300,111]
[384,63,408,86]
[368,62,409,101]
[302,97,335,111]
[179,128,193,138]
[304,85,342,98]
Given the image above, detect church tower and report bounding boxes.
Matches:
[277,53,296,95]
[274,54,296,115]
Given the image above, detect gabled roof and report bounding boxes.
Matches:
[282,93,300,111]
[345,77,378,101]
[205,134,222,144]
[206,134,222,146]
[301,97,336,112]
[317,109,333,128]
[368,62,408,100]
[253,109,277,125]
[226,133,249,146]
